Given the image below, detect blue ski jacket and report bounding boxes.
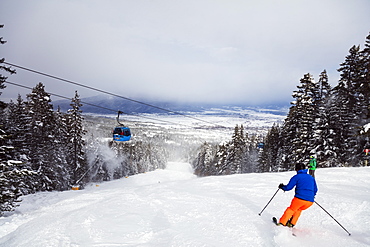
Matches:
[281,169,318,202]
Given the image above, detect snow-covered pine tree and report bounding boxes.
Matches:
[359,33,370,155]
[25,83,64,191]
[295,73,320,165]
[280,73,320,169]
[0,25,35,214]
[339,45,365,120]
[356,34,370,164]
[331,45,363,166]
[66,91,87,186]
[214,142,229,175]
[310,70,337,167]
[359,33,370,121]
[225,125,246,174]
[328,81,353,166]
[258,124,281,172]
[317,70,331,99]
[242,132,260,173]
[192,142,217,176]
[0,74,23,214]
[279,100,299,171]
[5,95,29,161]
[235,125,246,173]
[4,95,39,194]
[52,106,72,190]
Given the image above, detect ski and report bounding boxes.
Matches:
[272,217,296,237]
[272,217,279,225]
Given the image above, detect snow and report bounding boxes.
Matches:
[362,123,370,134]
[1,163,369,247]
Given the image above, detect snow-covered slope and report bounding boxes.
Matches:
[0,163,369,247]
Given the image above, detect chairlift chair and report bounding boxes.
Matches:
[113,111,131,141]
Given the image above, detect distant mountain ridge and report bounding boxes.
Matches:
[53,94,289,116]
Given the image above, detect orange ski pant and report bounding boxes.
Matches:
[280,197,313,226]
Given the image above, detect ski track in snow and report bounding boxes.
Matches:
[0,163,370,247]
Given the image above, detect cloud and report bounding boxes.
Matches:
[1,0,370,105]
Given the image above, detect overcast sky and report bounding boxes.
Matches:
[1,0,370,105]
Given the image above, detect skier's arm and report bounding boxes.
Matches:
[281,176,297,191]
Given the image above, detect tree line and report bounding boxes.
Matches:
[0,80,87,211]
[192,125,262,176]
[193,32,370,176]
[0,81,168,215]
[0,25,167,215]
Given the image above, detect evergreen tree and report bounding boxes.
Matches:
[226,125,246,174]
[25,83,62,191]
[4,96,38,194]
[279,102,299,171]
[296,73,320,164]
[242,133,260,173]
[66,91,87,186]
[279,73,320,169]
[332,45,363,166]
[338,45,365,120]
[52,106,72,190]
[0,25,34,215]
[360,33,370,120]
[357,34,370,164]
[360,33,370,161]
[310,70,336,167]
[214,142,229,175]
[192,142,217,176]
[258,124,281,172]
[5,95,29,161]
[317,70,331,99]
[0,25,16,103]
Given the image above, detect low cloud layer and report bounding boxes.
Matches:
[1,0,369,105]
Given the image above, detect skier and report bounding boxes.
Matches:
[308,156,317,178]
[275,163,318,228]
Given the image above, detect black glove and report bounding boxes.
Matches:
[278,183,285,189]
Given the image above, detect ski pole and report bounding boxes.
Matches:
[315,201,351,236]
[258,188,280,216]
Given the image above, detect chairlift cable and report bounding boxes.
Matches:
[3,61,226,128]
[4,80,196,128]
